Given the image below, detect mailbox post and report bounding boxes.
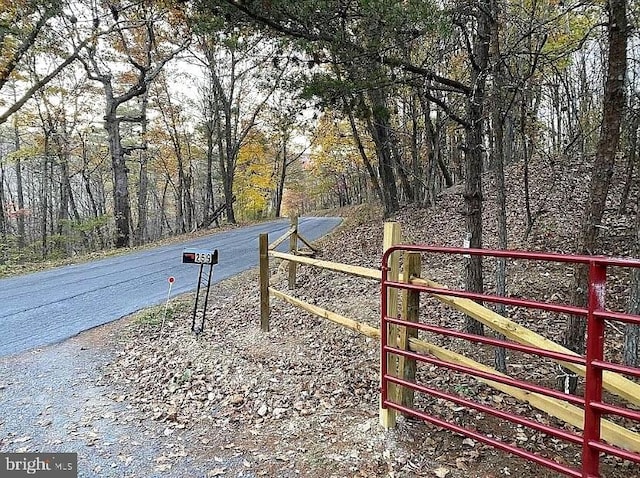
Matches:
[182,248,218,333]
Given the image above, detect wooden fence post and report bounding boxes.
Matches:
[288,215,298,290]
[380,222,401,429]
[259,233,270,331]
[396,252,421,409]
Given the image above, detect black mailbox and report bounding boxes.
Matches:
[182,249,218,265]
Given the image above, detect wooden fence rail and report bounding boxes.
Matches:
[258,220,640,454]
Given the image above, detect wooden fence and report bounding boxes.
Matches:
[258,221,640,454]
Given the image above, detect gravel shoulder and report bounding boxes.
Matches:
[0,320,226,477]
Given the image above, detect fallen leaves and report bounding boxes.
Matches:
[99,157,636,477]
[433,466,450,478]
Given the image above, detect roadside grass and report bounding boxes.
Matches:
[134,297,192,327]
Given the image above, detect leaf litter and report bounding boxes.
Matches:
[102,154,640,477]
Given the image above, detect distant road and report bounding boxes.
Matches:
[0,217,341,357]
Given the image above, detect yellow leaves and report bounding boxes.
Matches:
[235,130,275,219]
[0,0,29,23]
[506,0,600,69]
[6,145,42,164]
[543,11,598,63]
[0,37,19,79]
[310,112,366,176]
[0,2,30,79]
[0,1,68,87]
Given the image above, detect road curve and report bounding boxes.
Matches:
[0,216,341,357]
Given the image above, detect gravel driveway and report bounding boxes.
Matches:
[0,320,246,478]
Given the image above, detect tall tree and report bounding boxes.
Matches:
[459,0,492,335]
[80,1,189,247]
[11,101,26,248]
[152,75,195,234]
[194,29,286,224]
[0,139,8,251]
[264,98,311,217]
[133,91,149,246]
[562,0,628,390]
[489,0,508,372]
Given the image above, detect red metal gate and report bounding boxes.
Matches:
[381,245,640,477]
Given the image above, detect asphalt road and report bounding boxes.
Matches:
[0,216,341,358]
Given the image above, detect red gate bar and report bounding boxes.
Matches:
[385,373,583,444]
[382,322,585,406]
[386,279,588,317]
[386,372,584,448]
[591,359,640,378]
[595,309,640,325]
[589,401,640,422]
[383,315,587,366]
[382,245,640,267]
[380,245,640,478]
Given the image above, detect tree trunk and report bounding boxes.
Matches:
[490,0,507,372]
[521,91,534,239]
[463,0,491,336]
[134,93,149,246]
[79,132,104,249]
[14,120,25,248]
[390,132,414,203]
[41,134,50,258]
[345,101,384,207]
[0,157,7,246]
[104,99,132,248]
[60,144,85,253]
[562,0,627,392]
[216,91,237,225]
[366,90,399,216]
[183,150,194,231]
[204,118,216,225]
[176,156,185,233]
[275,141,287,217]
[156,82,192,234]
[417,92,449,205]
[409,93,423,204]
[618,113,638,214]
[57,151,70,254]
[220,143,236,224]
[464,111,486,336]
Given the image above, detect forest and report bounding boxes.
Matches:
[0,1,638,368]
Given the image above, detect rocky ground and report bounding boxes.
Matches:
[2,153,640,477]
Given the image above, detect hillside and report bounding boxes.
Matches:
[103,154,639,478]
